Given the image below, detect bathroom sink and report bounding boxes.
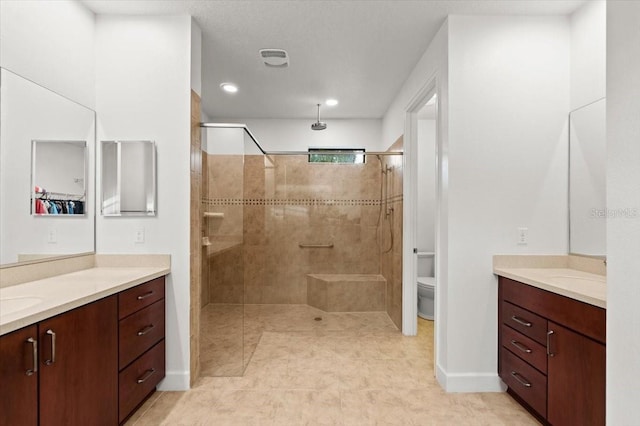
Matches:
[0,296,43,316]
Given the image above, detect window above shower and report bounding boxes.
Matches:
[308,148,365,164]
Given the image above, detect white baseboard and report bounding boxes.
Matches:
[436,363,507,393]
[157,370,190,391]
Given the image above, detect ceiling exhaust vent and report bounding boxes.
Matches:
[259,49,289,68]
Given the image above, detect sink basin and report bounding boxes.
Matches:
[0,296,43,316]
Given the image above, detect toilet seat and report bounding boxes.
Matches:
[417,276,435,288]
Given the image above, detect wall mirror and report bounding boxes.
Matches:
[569,98,606,257]
[0,68,96,265]
[32,141,87,215]
[101,140,157,216]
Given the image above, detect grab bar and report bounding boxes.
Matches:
[299,243,334,249]
[204,212,224,218]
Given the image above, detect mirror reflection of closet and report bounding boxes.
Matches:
[101,140,157,216]
[0,67,96,265]
[32,140,87,216]
[569,98,606,257]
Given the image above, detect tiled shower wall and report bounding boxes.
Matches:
[380,137,404,329]
[202,151,404,329]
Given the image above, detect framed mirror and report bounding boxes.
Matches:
[101,140,157,216]
[32,141,87,215]
[0,68,95,265]
[569,98,606,257]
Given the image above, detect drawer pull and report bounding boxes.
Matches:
[137,368,156,384]
[137,324,155,336]
[137,291,155,300]
[26,337,38,376]
[510,371,532,388]
[547,330,555,357]
[44,329,56,365]
[511,315,532,327]
[510,340,532,354]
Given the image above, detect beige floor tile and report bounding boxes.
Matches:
[132,306,539,425]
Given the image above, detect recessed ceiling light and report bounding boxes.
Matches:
[220,83,238,93]
[326,99,339,106]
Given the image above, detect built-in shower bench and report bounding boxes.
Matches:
[306,274,386,312]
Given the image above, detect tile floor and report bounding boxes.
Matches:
[127,305,539,425]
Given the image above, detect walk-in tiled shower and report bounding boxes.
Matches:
[199,127,403,376]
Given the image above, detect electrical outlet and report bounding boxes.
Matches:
[47,228,57,244]
[135,228,145,244]
[517,227,528,245]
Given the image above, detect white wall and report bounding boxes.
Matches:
[606,1,640,422]
[417,119,436,252]
[190,17,202,97]
[203,128,245,155]
[0,0,95,109]
[570,0,606,111]
[385,16,570,391]
[233,119,383,152]
[95,15,193,390]
[382,23,448,149]
[382,19,450,376]
[444,15,569,391]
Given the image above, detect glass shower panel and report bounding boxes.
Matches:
[200,127,245,376]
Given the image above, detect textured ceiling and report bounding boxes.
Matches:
[84,0,584,120]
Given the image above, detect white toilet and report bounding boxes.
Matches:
[417,252,435,320]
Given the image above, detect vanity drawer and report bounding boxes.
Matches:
[119,277,165,320]
[502,301,547,345]
[119,340,165,424]
[119,299,165,368]
[501,348,547,418]
[501,324,547,374]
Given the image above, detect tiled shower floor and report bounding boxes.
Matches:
[126,306,539,425]
[200,304,400,377]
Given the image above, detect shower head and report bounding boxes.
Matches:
[311,104,327,131]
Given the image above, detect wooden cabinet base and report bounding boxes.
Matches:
[0,326,38,426]
[119,340,166,424]
[498,276,606,425]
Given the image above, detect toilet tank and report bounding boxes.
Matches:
[417,252,435,277]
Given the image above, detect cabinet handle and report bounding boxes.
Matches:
[510,340,532,354]
[26,337,38,376]
[137,368,156,384]
[45,329,56,365]
[546,330,555,357]
[137,324,155,336]
[137,291,154,300]
[511,315,532,327]
[510,371,532,387]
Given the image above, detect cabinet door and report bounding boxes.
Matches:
[547,321,605,426]
[0,325,38,426]
[39,296,118,426]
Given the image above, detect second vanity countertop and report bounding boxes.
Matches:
[0,266,170,336]
[494,264,606,309]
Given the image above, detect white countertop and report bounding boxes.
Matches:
[0,266,170,335]
[494,267,606,308]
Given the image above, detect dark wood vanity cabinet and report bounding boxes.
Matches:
[0,276,166,426]
[498,277,606,426]
[39,297,118,426]
[0,297,118,426]
[117,277,166,424]
[0,325,38,426]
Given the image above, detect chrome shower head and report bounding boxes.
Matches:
[311,103,327,131]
